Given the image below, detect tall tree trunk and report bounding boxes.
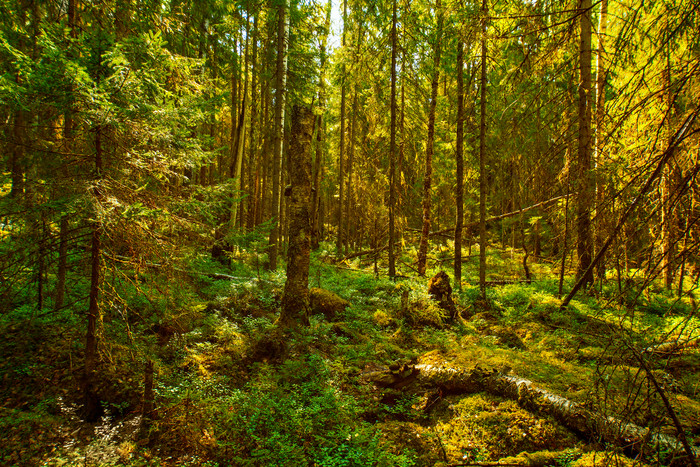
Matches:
[344,20,363,256]
[345,89,358,256]
[310,3,331,250]
[231,16,250,231]
[247,13,259,231]
[661,48,678,290]
[267,0,289,270]
[239,14,251,229]
[388,0,398,278]
[56,0,78,312]
[594,0,608,283]
[455,38,465,289]
[258,79,271,226]
[84,125,104,422]
[417,0,443,276]
[229,35,239,179]
[280,105,314,328]
[230,98,248,229]
[576,0,593,288]
[336,0,348,258]
[478,0,488,297]
[280,115,291,255]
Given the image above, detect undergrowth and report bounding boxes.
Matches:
[1,243,698,466]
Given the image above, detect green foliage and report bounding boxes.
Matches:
[314,429,416,467]
[206,353,372,466]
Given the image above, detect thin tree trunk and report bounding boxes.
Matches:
[661,48,678,290]
[576,0,593,287]
[229,36,239,179]
[478,0,488,297]
[455,38,465,289]
[336,0,347,258]
[56,0,77,312]
[84,125,104,422]
[388,0,398,278]
[54,216,69,311]
[247,13,258,230]
[230,98,248,229]
[258,80,271,226]
[267,0,289,270]
[594,0,608,282]
[239,14,251,229]
[417,0,443,276]
[345,89,358,256]
[311,2,331,250]
[142,359,155,427]
[280,115,291,255]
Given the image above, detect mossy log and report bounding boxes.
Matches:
[363,363,699,464]
[309,288,349,320]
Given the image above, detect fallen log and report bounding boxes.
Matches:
[642,338,700,356]
[363,363,700,464]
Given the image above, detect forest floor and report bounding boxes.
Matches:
[1,243,700,466]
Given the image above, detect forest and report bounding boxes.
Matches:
[1,0,699,465]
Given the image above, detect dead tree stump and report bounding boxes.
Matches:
[428,271,458,320]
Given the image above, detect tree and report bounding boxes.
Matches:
[478,0,488,296]
[576,0,593,288]
[594,0,608,283]
[417,0,443,276]
[280,105,314,327]
[336,0,348,258]
[388,0,399,278]
[268,0,290,270]
[454,36,465,289]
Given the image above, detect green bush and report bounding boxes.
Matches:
[207,354,366,465]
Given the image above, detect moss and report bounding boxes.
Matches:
[500,449,583,466]
[572,450,648,467]
[373,309,394,327]
[436,393,577,463]
[376,421,443,466]
[310,287,350,320]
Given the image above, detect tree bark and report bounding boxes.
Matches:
[56,0,78,312]
[280,105,314,328]
[83,125,104,422]
[267,0,289,270]
[336,0,348,258]
[247,13,258,230]
[311,1,332,250]
[661,48,679,290]
[478,0,488,297]
[417,0,442,276]
[455,38,465,289]
[594,0,608,283]
[576,0,593,288]
[345,89,358,256]
[388,0,398,278]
